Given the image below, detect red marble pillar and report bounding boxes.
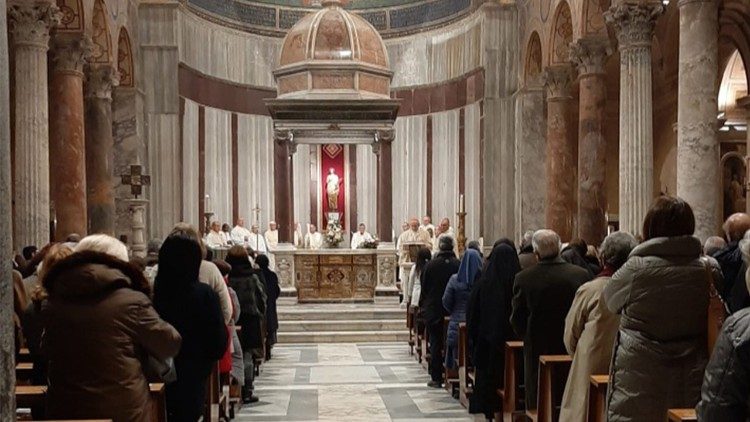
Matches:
[571,38,612,246]
[376,129,394,242]
[544,65,576,242]
[84,65,119,235]
[273,130,295,243]
[49,35,91,240]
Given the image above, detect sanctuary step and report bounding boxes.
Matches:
[276,301,409,344]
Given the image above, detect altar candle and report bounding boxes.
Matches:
[205,194,211,213]
[459,194,465,213]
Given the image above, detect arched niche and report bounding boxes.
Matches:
[90,0,113,65]
[549,1,574,65]
[117,28,134,88]
[525,31,543,86]
[56,0,84,32]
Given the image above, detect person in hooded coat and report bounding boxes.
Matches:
[255,254,280,360]
[443,249,483,370]
[467,243,521,419]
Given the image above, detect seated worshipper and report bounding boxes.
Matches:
[207,221,229,248]
[305,224,325,250]
[561,238,598,277]
[351,223,375,249]
[231,218,252,246]
[256,254,281,359]
[443,249,483,371]
[154,230,228,421]
[467,243,521,418]
[518,230,538,269]
[221,223,233,245]
[43,235,181,422]
[510,229,592,410]
[402,246,432,310]
[604,196,721,421]
[714,212,750,312]
[559,232,637,422]
[22,244,73,387]
[419,236,460,388]
[226,246,267,404]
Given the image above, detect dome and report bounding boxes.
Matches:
[274,0,393,100]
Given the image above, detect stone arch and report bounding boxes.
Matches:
[90,0,112,64]
[581,0,609,36]
[719,0,750,87]
[525,31,543,85]
[56,0,84,32]
[117,27,134,87]
[549,1,574,65]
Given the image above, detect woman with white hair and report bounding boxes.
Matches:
[42,234,182,422]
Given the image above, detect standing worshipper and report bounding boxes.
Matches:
[403,246,432,309]
[467,243,521,419]
[443,249,483,371]
[604,196,720,421]
[518,230,538,270]
[510,229,592,410]
[255,254,280,360]
[714,213,750,312]
[419,236,460,387]
[154,230,228,421]
[559,232,637,422]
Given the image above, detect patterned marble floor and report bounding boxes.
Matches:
[236,342,478,421]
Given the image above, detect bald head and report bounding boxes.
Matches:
[724,213,750,242]
[409,218,419,231]
[532,229,561,260]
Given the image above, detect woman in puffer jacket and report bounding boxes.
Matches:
[603,196,720,421]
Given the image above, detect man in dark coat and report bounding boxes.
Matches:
[510,229,592,410]
[713,213,750,312]
[419,235,460,387]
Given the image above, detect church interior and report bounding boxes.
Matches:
[1,0,750,420]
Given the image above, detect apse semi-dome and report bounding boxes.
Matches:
[274,0,393,100]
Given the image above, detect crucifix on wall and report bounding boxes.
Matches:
[121,165,151,199]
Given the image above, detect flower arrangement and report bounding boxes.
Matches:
[325,221,344,248]
[362,238,380,249]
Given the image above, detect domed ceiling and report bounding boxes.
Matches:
[182,0,477,38]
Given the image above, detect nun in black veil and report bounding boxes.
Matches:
[467,242,522,420]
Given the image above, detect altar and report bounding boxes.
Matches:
[274,247,398,303]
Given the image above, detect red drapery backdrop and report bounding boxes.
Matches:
[321,144,346,230]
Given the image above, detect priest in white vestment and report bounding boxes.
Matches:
[305,224,324,250]
[351,223,374,249]
[247,224,269,254]
[433,217,457,252]
[397,218,431,264]
[420,215,436,241]
[230,218,252,246]
[206,221,228,248]
[265,221,279,249]
[293,222,304,248]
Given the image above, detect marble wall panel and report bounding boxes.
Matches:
[237,114,276,229]
[182,99,200,228]
[113,88,142,240]
[464,102,481,241]
[204,107,233,225]
[293,144,312,231]
[147,114,182,239]
[393,115,428,230]
[431,109,460,225]
[356,145,379,234]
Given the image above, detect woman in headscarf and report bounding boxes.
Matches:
[443,249,483,370]
[467,243,521,420]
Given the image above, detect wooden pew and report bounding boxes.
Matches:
[16,362,34,383]
[407,305,415,356]
[204,364,228,422]
[527,355,572,422]
[443,317,459,394]
[15,385,46,409]
[587,375,608,422]
[421,323,430,369]
[457,322,473,408]
[18,347,32,363]
[667,409,697,422]
[500,341,524,422]
[149,383,167,422]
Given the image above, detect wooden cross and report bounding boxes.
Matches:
[121,165,151,199]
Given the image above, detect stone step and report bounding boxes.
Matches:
[277,308,405,321]
[277,330,410,344]
[278,319,406,332]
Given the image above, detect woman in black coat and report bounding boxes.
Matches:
[467,243,521,420]
[154,230,228,421]
[255,254,281,359]
[226,246,267,403]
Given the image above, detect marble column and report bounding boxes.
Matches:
[49,35,92,240]
[8,0,60,250]
[676,0,719,241]
[0,0,16,417]
[571,37,612,246]
[273,130,295,243]
[375,129,394,242]
[85,66,119,235]
[544,64,576,241]
[605,2,663,236]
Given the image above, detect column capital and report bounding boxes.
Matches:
[570,37,613,76]
[8,0,61,49]
[52,34,93,75]
[605,2,664,50]
[273,129,297,155]
[543,65,574,100]
[372,128,395,155]
[85,65,120,100]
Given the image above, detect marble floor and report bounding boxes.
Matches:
[236,342,478,421]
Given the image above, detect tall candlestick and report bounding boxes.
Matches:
[204,194,211,213]
[459,194,465,213]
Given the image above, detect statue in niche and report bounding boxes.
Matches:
[326,168,342,211]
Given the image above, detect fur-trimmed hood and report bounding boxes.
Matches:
[43,250,151,300]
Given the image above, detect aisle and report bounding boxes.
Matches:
[236,342,477,421]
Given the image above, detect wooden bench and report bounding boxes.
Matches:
[500,341,524,422]
[528,355,572,422]
[18,347,32,363]
[16,362,34,382]
[457,322,473,408]
[420,322,430,369]
[149,383,167,422]
[587,375,608,422]
[667,409,697,422]
[407,305,415,356]
[15,385,46,409]
[443,317,459,394]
